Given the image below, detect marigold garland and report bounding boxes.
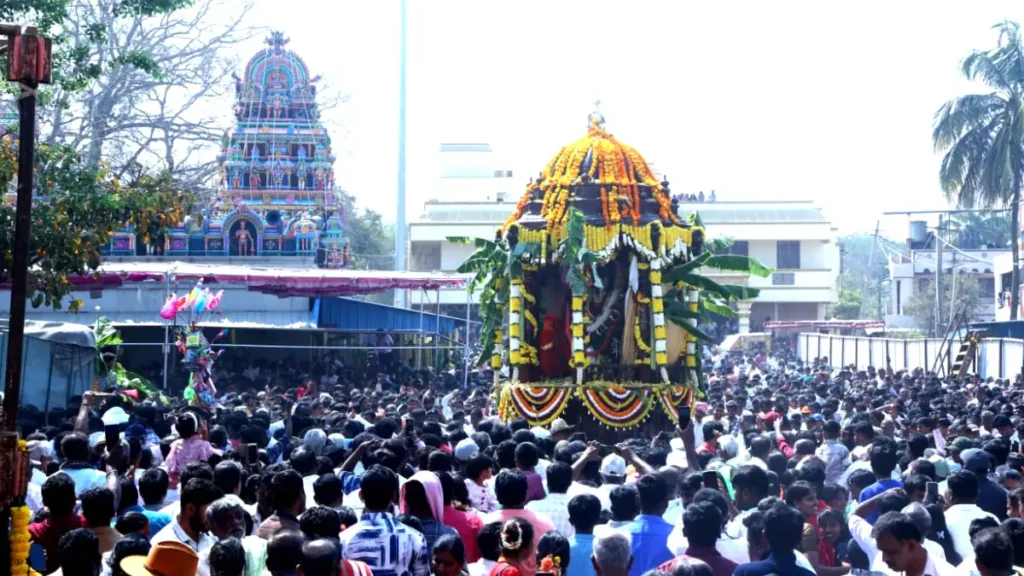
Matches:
[577,386,652,428]
[502,385,573,426]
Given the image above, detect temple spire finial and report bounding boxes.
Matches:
[587,99,606,131]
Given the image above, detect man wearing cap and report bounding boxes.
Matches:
[550,418,574,443]
[960,448,1008,520]
[946,437,972,474]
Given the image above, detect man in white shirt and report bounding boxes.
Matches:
[944,470,1000,562]
[151,478,222,554]
[467,520,502,576]
[51,433,109,497]
[525,462,575,538]
[871,510,956,576]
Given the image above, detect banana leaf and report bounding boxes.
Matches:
[666,313,713,341]
[703,254,772,277]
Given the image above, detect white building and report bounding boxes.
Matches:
[407,142,520,317]
[677,200,840,332]
[886,224,1003,328]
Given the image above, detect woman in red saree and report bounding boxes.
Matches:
[489,519,536,576]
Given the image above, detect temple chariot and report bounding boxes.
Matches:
[485,108,716,439]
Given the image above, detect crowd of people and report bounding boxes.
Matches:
[12,348,1024,576]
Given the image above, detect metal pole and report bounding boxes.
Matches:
[418,289,425,368]
[162,272,170,390]
[434,287,441,371]
[463,288,470,389]
[2,74,39,430]
[393,0,408,307]
[935,214,943,338]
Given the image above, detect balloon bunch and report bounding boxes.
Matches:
[159,280,225,322]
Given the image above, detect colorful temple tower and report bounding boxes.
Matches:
[105,31,350,267]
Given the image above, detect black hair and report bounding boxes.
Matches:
[948,470,980,503]
[969,517,1000,539]
[266,530,306,574]
[181,461,215,486]
[495,440,517,470]
[360,464,399,511]
[313,473,343,507]
[289,446,317,476]
[299,538,341,576]
[515,442,540,469]
[477,522,503,562]
[114,511,149,535]
[731,465,769,500]
[499,518,535,557]
[299,506,341,540]
[871,511,922,542]
[535,530,570,570]
[336,506,357,530]
[567,494,602,532]
[683,500,723,548]
[783,481,815,508]
[763,503,805,552]
[81,487,116,527]
[545,461,572,494]
[869,439,899,477]
[175,413,199,438]
[494,469,528,509]
[636,473,669,513]
[209,537,247,576]
[41,472,77,516]
[847,469,875,491]
[693,488,729,524]
[61,432,91,463]
[58,528,100,576]
[902,474,930,498]
[434,533,467,566]
[428,450,453,473]
[270,469,304,511]
[466,454,494,482]
[182,478,225,512]
[138,467,170,506]
[609,484,640,522]
[110,534,150,576]
[819,483,847,503]
[972,527,1014,573]
[1002,518,1024,567]
[214,461,244,496]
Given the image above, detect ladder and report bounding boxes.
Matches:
[931,306,971,377]
[950,331,981,378]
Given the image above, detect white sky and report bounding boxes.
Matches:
[228,0,1024,237]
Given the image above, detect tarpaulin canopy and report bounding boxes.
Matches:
[766,320,885,334]
[11,262,469,298]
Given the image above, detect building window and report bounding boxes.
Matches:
[979,277,995,299]
[410,242,441,271]
[771,272,795,286]
[777,241,800,269]
[725,240,749,257]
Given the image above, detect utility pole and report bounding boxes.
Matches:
[394,0,408,308]
[935,214,943,338]
[858,220,880,319]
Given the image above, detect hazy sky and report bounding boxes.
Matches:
[229,0,1024,237]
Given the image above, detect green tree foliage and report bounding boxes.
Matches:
[338,190,395,271]
[1,0,194,93]
[903,274,982,334]
[933,21,1024,320]
[949,211,1012,249]
[0,143,193,310]
[832,288,863,320]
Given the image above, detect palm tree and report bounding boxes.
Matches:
[933,20,1024,319]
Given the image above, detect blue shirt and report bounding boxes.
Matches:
[857,478,903,524]
[568,534,595,576]
[624,514,675,576]
[734,552,817,576]
[117,505,172,536]
[339,512,429,576]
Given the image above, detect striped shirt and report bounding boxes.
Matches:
[339,512,429,576]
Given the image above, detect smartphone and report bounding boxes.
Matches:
[598,444,614,458]
[104,424,120,448]
[926,482,940,505]
[246,443,258,464]
[1013,441,1021,454]
[128,437,142,463]
[702,470,719,491]
[677,404,691,431]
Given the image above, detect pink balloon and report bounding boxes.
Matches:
[160,293,178,320]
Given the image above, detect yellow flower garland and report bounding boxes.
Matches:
[11,439,32,576]
[634,311,651,354]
